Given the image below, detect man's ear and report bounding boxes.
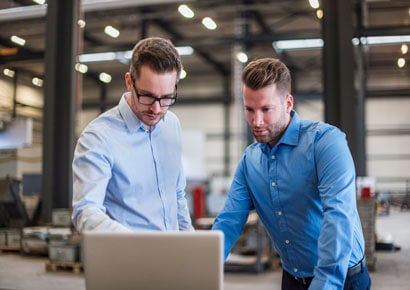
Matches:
[124,72,132,91]
[285,94,294,113]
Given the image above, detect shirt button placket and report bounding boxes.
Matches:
[270,155,276,188]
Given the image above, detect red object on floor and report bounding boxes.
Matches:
[361,187,372,199]
[192,185,206,219]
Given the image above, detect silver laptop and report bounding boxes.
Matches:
[82,230,224,290]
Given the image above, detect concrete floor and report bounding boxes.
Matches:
[0,206,409,290]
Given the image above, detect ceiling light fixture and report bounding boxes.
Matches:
[32,0,46,4]
[316,9,323,19]
[32,77,43,87]
[3,69,15,78]
[359,37,367,45]
[202,17,217,30]
[273,38,324,50]
[180,69,187,79]
[274,36,410,50]
[99,72,112,83]
[178,4,194,18]
[236,52,248,63]
[176,46,194,56]
[11,35,26,46]
[79,52,116,62]
[365,35,410,45]
[75,63,88,74]
[104,25,120,38]
[397,57,406,68]
[79,46,193,63]
[401,44,408,54]
[78,19,86,28]
[309,0,320,9]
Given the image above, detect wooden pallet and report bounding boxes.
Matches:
[0,245,21,253]
[45,260,82,274]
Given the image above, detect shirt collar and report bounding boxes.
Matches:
[280,110,300,147]
[118,92,166,133]
[260,109,300,153]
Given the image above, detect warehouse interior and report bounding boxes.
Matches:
[0,0,409,289]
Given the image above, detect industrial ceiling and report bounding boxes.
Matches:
[0,0,409,109]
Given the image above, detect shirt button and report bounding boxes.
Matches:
[294,268,298,273]
[278,211,282,216]
[285,240,290,244]
[271,155,275,160]
[271,182,276,187]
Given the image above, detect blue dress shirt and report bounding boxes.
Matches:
[212,110,365,289]
[72,93,194,233]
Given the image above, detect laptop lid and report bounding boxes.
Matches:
[82,230,224,290]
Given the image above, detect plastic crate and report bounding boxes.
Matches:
[48,241,80,262]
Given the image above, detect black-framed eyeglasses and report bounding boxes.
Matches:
[131,77,177,107]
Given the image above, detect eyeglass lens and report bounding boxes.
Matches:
[138,95,176,107]
[131,77,177,107]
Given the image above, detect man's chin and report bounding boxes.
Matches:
[142,118,160,127]
[253,136,268,143]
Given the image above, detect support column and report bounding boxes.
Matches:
[231,18,247,172]
[230,5,252,174]
[42,0,78,222]
[223,77,231,177]
[322,0,366,176]
[354,0,368,177]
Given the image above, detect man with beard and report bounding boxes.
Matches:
[212,58,371,289]
[72,37,193,233]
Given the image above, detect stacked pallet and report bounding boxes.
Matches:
[357,198,377,271]
[0,228,21,252]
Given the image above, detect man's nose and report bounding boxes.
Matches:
[150,100,162,113]
[252,112,263,126]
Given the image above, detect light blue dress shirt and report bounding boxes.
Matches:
[212,110,365,289]
[72,93,194,233]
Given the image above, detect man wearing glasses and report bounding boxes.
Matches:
[72,37,194,232]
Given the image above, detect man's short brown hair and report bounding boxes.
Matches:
[242,58,291,97]
[129,37,182,81]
